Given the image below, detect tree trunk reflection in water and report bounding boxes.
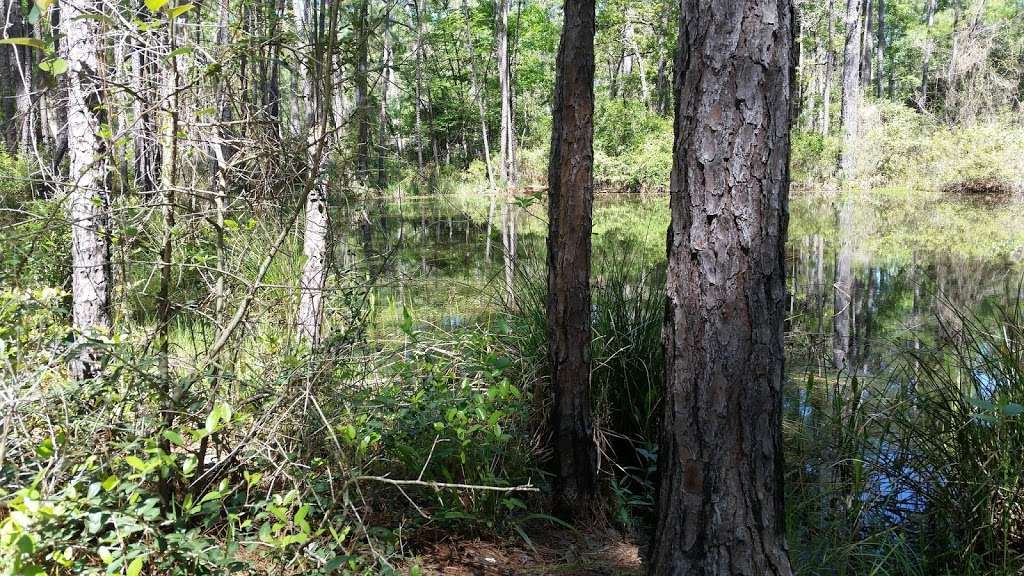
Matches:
[502,201,516,304]
[833,198,854,371]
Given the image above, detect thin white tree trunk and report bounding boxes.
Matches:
[297,118,330,344]
[461,0,495,188]
[62,0,112,378]
[496,0,515,189]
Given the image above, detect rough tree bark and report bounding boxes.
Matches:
[62,0,113,379]
[648,0,795,572]
[547,0,598,519]
[839,0,864,178]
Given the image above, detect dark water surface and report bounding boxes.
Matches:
[341,190,1023,373]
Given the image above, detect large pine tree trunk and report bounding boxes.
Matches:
[62,0,113,379]
[839,0,864,177]
[649,0,795,572]
[547,0,598,519]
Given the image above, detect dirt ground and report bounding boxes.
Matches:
[405,528,643,575]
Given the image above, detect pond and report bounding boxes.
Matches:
[338,187,1024,379]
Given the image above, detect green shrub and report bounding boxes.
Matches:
[0,200,70,290]
[593,98,672,192]
[0,151,29,206]
[791,131,841,184]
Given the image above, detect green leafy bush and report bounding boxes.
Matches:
[593,99,672,192]
[791,131,841,184]
[0,151,29,205]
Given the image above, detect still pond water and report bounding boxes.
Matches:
[339,188,1023,379]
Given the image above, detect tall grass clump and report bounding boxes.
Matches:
[895,290,1024,572]
[497,238,666,529]
[785,285,1024,575]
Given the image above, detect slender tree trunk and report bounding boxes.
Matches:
[291,0,311,134]
[485,193,496,261]
[821,0,835,135]
[461,0,495,188]
[496,0,516,189]
[875,0,886,98]
[296,0,333,346]
[649,0,796,572]
[547,0,598,519]
[354,0,370,184]
[839,0,864,178]
[861,0,873,88]
[266,0,284,139]
[412,0,426,172]
[62,0,113,379]
[654,9,671,115]
[297,123,330,345]
[807,30,821,131]
[3,0,34,155]
[919,0,935,109]
[377,12,394,189]
[134,20,161,196]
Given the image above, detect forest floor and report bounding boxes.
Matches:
[403,527,643,575]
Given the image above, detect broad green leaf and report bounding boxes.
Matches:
[167,3,193,18]
[49,58,68,75]
[144,0,169,12]
[1001,403,1024,416]
[199,490,222,504]
[182,455,197,476]
[101,475,119,491]
[205,401,232,433]
[125,455,147,470]
[126,556,144,576]
[166,46,192,60]
[162,429,184,446]
[33,0,53,11]
[72,12,116,25]
[35,437,54,458]
[0,37,45,50]
[137,19,165,31]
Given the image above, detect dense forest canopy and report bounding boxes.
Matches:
[1,0,1023,573]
